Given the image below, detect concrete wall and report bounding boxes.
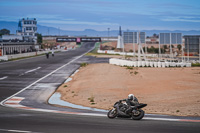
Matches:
[0,50,59,61]
[97,50,158,57]
[0,46,77,61]
[109,58,192,68]
[6,51,47,60]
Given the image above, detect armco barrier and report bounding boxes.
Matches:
[109,58,191,68]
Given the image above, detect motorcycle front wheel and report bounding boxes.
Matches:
[107,108,117,119]
[131,109,144,120]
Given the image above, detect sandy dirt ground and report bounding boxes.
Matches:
[57,63,200,116]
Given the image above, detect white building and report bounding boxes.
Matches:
[0,18,39,57]
[17,18,37,43]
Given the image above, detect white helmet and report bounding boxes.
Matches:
[128,94,134,100]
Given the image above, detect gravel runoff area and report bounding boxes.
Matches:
[56,63,200,117]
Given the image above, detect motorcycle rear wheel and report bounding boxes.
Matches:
[131,109,144,120]
[107,109,117,119]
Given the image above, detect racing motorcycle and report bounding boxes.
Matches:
[107,101,147,120]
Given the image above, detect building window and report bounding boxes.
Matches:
[24,21,33,24]
[26,27,32,30]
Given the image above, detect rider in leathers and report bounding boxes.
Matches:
[120,94,139,114]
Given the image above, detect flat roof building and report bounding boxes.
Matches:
[17,18,37,43]
[183,35,200,55]
[123,32,145,44]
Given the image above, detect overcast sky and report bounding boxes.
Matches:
[0,0,200,31]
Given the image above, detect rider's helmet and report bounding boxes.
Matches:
[128,94,134,100]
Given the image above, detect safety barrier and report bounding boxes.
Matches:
[109,58,191,68]
[97,50,158,57]
[0,49,63,61]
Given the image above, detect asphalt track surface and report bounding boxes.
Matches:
[0,42,199,133]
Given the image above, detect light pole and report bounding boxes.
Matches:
[145,35,147,57]
[159,34,161,61]
[133,32,135,57]
[138,31,141,61]
[127,29,129,58]
[187,38,189,62]
[107,28,110,41]
[182,42,184,63]
[199,37,200,63]
[170,33,172,63]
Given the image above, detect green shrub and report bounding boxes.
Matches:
[88,96,95,102]
[192,62,200,67]
[126,66,133,70]
[134,71,138,75]
[80,62,88,67]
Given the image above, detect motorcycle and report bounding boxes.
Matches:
[107,101,147,120]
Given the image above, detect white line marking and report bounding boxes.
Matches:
[0,76,8,80]
[79,113,106,117]
[143,117,181,122]
[0,46,95,107]
[25,67,41,74]
[0,129,33,133]
[8,130,31,133]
